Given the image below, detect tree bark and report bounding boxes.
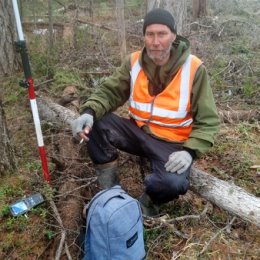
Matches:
[37,97,78,126]
[162,0,187,35]
[146,0,160,12]
[48,0,54,53]
[192,0,207,20]
[0,1,18,174]
[0,99,17,174]
[37,97,260,227]
[146,0,187,35]
[0,0,19,76]
[116,0,126,62]
[72,0,79,49]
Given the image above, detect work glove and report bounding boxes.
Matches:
[165,150,192,174]
[71,113,94,140]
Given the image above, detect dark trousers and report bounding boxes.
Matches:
[87,113,191,204]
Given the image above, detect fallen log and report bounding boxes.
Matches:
[38,96,78,126]
[190,168,260,227]
[218,109,260,123]
[37,97,260,227]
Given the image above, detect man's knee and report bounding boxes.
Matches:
[144,171,190,204]
[87,114,119,164]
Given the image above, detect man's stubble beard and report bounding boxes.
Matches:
[146,44,172,65]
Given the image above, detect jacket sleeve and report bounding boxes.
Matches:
[80,55,132,119]
[183,65,220,157]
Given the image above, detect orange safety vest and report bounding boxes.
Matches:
[129,51,202,142]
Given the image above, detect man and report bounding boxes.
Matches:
[72,8,220,216]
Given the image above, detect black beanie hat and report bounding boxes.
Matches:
[143,8,177,35]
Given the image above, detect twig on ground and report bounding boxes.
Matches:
[35,240,53,260]
[169,202,210,222]
[144,201,209,224]
[218,25,225,37]
[144,203,210,240]
[55,230,66,260]
[144,215,188,239]
[146,234,164,259]
[64,243,73,260]
[213,60,233,77]
[35,79,54,89]
[49,199,73,260]
[54,177,97,198]
[242,239,255,260]
[198,216,236,256]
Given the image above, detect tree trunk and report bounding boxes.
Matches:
[48,0,54,53]
[37,97,260,227]
[116,0,126,62]
[0,99,17,174]
[192,0,207,19]
[146,0,160,12]
[146,0,187,35]
[89,0,94,38]
[32,0,37,29]
[164,0,187,35]
[73,0,79,49]
[0,0,19,76]
[0,1,18,174]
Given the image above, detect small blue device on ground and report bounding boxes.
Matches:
[9,193,45,216]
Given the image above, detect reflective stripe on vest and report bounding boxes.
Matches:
[129,51,202,141]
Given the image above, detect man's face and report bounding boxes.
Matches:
[144,24,176,66]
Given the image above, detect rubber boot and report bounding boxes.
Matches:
[139,193,160,217]
[95,160,120,189]
[83,160,119,218]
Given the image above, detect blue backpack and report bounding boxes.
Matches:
[84,185,146,260]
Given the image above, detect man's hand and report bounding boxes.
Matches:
[71,114,94,141]
[165,151,192,174]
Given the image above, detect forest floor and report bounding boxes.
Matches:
[0,1,260,260]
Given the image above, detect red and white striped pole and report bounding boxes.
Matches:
[12,0,51,184]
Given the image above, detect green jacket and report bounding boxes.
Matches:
[80,36,220,157]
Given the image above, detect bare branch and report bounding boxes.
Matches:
[198,216,237,256]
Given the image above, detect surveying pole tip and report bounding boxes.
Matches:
[12,0,24,41]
